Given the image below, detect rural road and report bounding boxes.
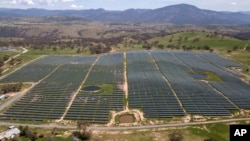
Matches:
[2,47,28,73]
[0,118,249,131]
[0,92,24,112]
[4,47,28,63]
[0,83,36,112]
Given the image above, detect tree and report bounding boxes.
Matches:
[3,54,10,61]
[204,45,210,50]
[77,120,90,133]
[52,47,57,51]
[26,129,37,141]
[142,45,152,50]
[158,44,164,49]
[19,126,37,141]
[168,133,183,141]
[0,60,4,67]
[233,46,239,51]
[51,127,58,135]
[0,68,3,75]
[16,58,22,64]
[9,58,15,66]
[177,37,182,42]
[1,83,23,94]
[76,48,81,54]
[154,41,159,46]
[193,37,200,42]
[74,120,92,141]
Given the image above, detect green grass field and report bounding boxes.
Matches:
[148,32,250,50]
[0,51,19,60]
[81,84,114,94]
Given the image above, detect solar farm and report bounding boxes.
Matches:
[0,51,250,124]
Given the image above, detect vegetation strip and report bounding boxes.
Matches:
[0,118,250,130]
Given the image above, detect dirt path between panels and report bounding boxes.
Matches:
[107,52,145,126]
[58,56,100,122]
[123,52,128,110]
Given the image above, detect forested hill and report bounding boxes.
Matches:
[1,4,250,24]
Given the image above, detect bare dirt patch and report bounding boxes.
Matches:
[119,114,134,123]
[5,92,17,97]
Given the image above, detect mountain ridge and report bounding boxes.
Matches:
[0,4,250,24]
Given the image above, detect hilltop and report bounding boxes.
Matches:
[1,4,250,24]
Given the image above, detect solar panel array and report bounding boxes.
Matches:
[152,51,237,116]
[0,56,97,121]
[175,52,250,109]
[0,51,249,123]
[127,51,185,118]
[64,53,124,123]
[0,56,94,83]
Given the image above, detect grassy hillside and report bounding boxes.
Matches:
[148,31,250,50]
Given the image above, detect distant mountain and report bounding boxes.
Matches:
[1,4,250,24]
[241,11,250,15]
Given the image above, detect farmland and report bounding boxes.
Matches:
[0,51,249,125]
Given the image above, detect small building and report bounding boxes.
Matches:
[0,127,20,141]
[0,95,6,101]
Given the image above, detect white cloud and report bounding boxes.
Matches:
[230,2,237,6]
[70,4,83,9]
[9,0,34,5]
[37,0,74,6]
[39,0,54,5]
[9,0,17,5]
[62,0,74,2]
[70,4,77,8]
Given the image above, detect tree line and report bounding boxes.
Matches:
[0,83,23,94]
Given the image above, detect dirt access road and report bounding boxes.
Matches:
[0,118,250,131]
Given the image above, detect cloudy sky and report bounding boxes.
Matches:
[0,0,249,11]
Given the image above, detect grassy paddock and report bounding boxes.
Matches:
[0,51,19,60]
[148,32,250,50]
[81,84,114,94]
[192,71,223,82]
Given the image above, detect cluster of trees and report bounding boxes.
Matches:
[0,55,22,75]
[18,126,39,141]
[28,36,124,54]
[72,120,92,141]
[165,44,211,51]
[0,54,10,68]
[0,83,23,94]
[15,126,59,141]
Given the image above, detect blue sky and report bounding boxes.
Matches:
[0,0,249,11]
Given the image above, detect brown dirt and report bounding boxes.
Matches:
[119,114,134,123]
[6,93,17,97]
